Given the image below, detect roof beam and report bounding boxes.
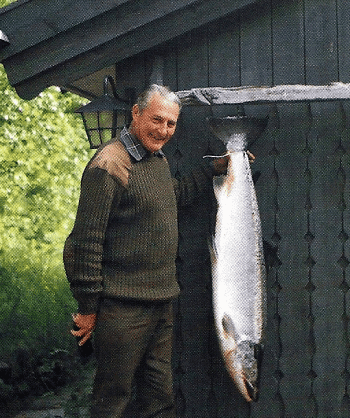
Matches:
[2,0,203,88]
[0,0,129,60]
[176,83,350,105]
[1,0,260,99]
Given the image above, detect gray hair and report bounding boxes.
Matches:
[136,84,182,112]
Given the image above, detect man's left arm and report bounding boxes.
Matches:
[173,151,255,207]
[172,156,227,207]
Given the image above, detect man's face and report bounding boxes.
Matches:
[130,92,180,153]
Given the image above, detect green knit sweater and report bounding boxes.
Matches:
[63,139,214,314]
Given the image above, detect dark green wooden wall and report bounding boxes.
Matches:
[116,1,350,416]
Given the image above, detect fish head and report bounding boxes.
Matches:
[225,340,263,402]
[220,315,263,402]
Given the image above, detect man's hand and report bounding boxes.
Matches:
[247,150,256,164]
[212,154,229,175]
[71,313,97,346]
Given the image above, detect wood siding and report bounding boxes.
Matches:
[109,0,350,418]
[113,1,350,417]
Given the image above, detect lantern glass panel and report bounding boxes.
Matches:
[88,129,102,149]
[101,128,112,144]
[98,110,114,129]
[84,112,98,131]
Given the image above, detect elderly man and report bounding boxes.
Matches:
[63,84,229,418]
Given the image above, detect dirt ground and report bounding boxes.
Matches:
[3,363,94,418]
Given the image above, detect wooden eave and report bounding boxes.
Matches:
[0,0,261,100]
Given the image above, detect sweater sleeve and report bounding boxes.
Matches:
[63,167,125,314]
[173,160,216,207]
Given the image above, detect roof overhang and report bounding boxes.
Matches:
[0,0,261,100]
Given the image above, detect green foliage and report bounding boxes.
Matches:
[0,0,15,8]
[0,64,93,355]
[0,1,95,407]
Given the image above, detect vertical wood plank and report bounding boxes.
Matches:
[303,1,343,414]
[273,103,311,417]
[163,42,179,92]
[340,102,350,417]
[115,54,147,96]
[172,28,215,418]
[338,0,350,82]
[268,2,309,415]
[304,0,339,84]
[309,101,345,417]
[176,28,213,171]
[208,13,241,88]
[271,0,305,85]
[240,0,273,87]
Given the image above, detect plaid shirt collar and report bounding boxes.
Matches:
[120,127,165,161]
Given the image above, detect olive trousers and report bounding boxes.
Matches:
[90,298,176,418]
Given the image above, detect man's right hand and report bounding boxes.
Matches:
[71,313,97,346]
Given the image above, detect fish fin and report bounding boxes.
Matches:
[254,343,264,363]
[222,314,237,340]
[213,175,226,200]
[245,379,256,402]
[208,236,218,262]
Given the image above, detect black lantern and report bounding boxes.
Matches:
[75,75,133,149]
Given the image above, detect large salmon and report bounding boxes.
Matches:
[208,116,268,402]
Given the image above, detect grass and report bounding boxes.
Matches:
[0,247,84,411]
